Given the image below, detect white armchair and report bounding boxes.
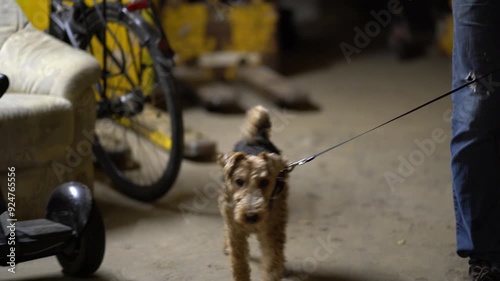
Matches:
[0,0,100,219]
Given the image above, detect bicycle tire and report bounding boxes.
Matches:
[81,2,183,201]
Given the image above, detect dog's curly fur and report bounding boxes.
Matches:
[217,106,289,281]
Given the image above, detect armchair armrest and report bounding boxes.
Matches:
[0,29,100,103]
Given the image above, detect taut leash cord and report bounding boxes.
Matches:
[286,67,500,172]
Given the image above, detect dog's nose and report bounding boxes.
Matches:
[245,213,260,224]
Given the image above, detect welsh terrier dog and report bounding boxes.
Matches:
[217,106,289,281]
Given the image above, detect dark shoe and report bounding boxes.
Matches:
[469,263,500,281]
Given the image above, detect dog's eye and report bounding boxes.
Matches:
[235,179,245,187]
[259,179,269,189]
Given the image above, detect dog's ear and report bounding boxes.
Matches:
[217,152,246,175]
[216,153,227,167]
[261,153,287,174]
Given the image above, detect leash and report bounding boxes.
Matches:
[285,67,500,173]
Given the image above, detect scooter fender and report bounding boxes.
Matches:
[46,182,93,235]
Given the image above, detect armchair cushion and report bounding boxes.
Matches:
[0,29,100,104]
[0,94,74,168]
[0,0,29,48]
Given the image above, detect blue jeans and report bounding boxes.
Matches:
[451,0,500,265]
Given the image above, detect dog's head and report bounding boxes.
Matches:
[217,151,287,226]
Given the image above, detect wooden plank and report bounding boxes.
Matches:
[237,65,317,109]
[196,82,244,113]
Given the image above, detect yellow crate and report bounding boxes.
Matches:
[160,1,277,63]
[161,2,216,63]
[225,2,277,53]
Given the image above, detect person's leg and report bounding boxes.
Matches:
[451,0,500,268]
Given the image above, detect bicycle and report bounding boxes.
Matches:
[48,0,183,201]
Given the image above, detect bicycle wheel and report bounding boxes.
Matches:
[57,202,105,277]
[79,2,183,201]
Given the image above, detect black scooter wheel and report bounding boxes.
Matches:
[56,203,105,277]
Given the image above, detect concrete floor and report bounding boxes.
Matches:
[4,51,468,281]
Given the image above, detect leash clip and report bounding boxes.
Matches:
[285,156,316,173]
